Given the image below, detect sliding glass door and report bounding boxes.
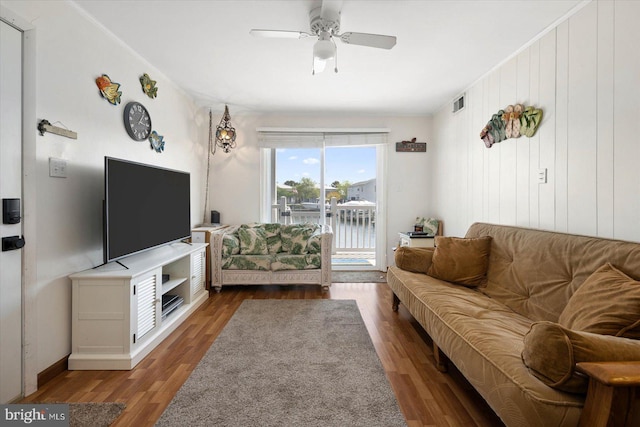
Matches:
[268,145,382,270]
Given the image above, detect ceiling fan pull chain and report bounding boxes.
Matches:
[333,38,338,73]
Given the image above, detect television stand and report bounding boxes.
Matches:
[69,242,207,370]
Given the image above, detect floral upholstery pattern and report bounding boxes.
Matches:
[270,253,323,271]
[238,227,269,255]
[281,224,318,254]
[262,223,283,254]
[306,230,323,254]
[221,234,240,258]
[221,223,323,270]
[222,255,271,271]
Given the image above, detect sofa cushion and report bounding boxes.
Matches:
[262,223,283,254]
[222,255,271,271]
[427,236,491,286]
[221,233,240,258]
[305,253,322,269]
[558,263,640,339]
[238,227,269,255]
[306,230,322,254]
[271,254,320,271]
[395,247,435,274]
[280,224,317,254]
[387,266,585,425]
[465,222,640,323]
[522,321,640,393]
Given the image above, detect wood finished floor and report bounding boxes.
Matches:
[23,283,504,427]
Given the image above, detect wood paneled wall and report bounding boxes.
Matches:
[428,0,640,241]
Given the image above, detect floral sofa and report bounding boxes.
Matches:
[209,223,333,292]
[388,223,640,427]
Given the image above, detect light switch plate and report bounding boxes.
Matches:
[49,157,67,178]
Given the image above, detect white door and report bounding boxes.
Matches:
[0,19,24,403]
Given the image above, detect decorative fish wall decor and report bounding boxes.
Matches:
[149,131,165,153]
[140,73,158,99]
[95,74,122,105]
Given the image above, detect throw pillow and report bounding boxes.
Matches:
[280,224,316,254]
[395,247,435,274]
[221,234,240,258]
[423,218,440,235]
[306,231,322,254]
[427,236,492,286]
[238,227,269,255]
[521,321,640,393]
[558,263,640,339]
[261,223,283,254]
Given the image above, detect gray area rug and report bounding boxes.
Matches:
[156,299,406,426]
[30,402,124,427]
[61,402,124,427]
[332,270,387,283]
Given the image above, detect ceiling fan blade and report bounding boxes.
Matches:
[339,32,397,49]
[250,29,311,39]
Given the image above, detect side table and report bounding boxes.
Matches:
[192,224,229,290]
[398,232,435,248]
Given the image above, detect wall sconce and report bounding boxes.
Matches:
[210,105,236,154]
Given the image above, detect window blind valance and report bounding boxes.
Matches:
[257,127,390,148]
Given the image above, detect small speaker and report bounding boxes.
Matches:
[211,210,220,224]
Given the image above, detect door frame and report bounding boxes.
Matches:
[0,5,38,397]
[261,144,388,271]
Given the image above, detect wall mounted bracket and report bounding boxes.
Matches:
[37,119,77,139]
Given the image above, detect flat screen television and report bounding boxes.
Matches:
[104,157,191,263]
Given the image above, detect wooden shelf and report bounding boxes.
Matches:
[161,277,187,294]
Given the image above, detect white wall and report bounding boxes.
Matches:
[1,0,207,378]
[208,114,432,267]
[428,0,640,240]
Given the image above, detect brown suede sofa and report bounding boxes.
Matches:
[387,222,640,427]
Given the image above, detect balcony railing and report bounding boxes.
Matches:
[273,197,375,253]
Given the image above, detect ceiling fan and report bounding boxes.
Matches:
[249,0,397,75]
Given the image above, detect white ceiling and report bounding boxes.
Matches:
[72,0,584,116]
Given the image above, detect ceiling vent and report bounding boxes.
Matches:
[452,94,465,113]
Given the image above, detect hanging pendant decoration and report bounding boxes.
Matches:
[213,105,237,154]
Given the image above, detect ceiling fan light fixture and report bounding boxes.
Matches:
[312,31,336,74]
[313,56,327,73]
[313,36,335,60]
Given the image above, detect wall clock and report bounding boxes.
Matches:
[123,101,152,141]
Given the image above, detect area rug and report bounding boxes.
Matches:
[155,299,406,426]
[331,258,372,265]
[332,270,387,283]
[69,402,125,427]
[31,402,125,427]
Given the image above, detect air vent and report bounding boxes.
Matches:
[452,94,465,113]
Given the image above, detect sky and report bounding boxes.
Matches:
[276,146,376,187]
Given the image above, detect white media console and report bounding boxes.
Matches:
[69,242,208,370]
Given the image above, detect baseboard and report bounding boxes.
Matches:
[37,355,68,388]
